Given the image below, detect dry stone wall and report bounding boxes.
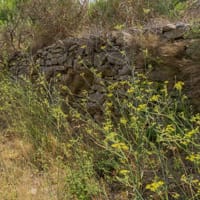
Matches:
[7,22,200,114]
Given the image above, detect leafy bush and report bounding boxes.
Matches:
[0,0,87,53]
[19,0,87,51]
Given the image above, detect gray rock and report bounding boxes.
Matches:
[99,65,116,77]
[94,53,106,66]
[163,27,188,39]
[89,91,105,104]
[107,52,126,65]
[118,65,132,76]
[162,24,176,32]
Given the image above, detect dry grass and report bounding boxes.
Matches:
[0,132,67,200]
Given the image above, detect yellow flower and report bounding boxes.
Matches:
[186,153,200,163]
[146,180,164,192]
[127,87,134,94]
[143,8,151,14]
[192,179,199,184]
[137,104,147,112]
[147,81,153,85]
[106,101,113,107]
[119,169,129,175]
[150,95,160,102]
[184,128,199,139]
[153,105,160,113]
[103,122,113,132]
[171,192,180,199]
[180,174,187,183]
[190,113,200,125]
[107,93,113,98]
[164,124,175,134]
[120,50,126,56]
[108,82,118,90]
[164,81,169,84]
[105,132,118,141]
[101,45,106,50]
[127,103,135,109]
[81,44,87,49]
[174,81,184,91]
[111,142,129,151]
[114,24,124,30]
[120,117,128,125]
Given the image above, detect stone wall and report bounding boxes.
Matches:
[7,22,200,113]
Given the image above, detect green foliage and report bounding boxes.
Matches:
[89,0,190,28]
[152,0,188,17]
[0,68,199,199]
[0,0,21,24]
[0,1,200,199]
[64,151,101,200]
[82,73,200,199]
[89,0,120,26]
[0,71,62,145]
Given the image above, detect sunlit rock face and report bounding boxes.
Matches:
[7,22,200,113]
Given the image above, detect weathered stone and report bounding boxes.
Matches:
[107,52,126,65]
[91,84,106,92]
[51,47,64,54]
[99,65,117,77]
[69,44,78,51]
[51,58,59,65]
[89,92,105,104]
[57,55,66,64]
[47,53,53,59]
[66,57,73,66]
[6,22,200,113]
[45,60,52,66]
[87,102,101,115]
[118,65,132,76]
[94,53,106,66]
[162,24,176,32]
[41,65,66,79]
[163,25,190,39]
[38,58,45,66]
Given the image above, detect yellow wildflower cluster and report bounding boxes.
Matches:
[146,180,164,192]
[137,104,147,112]
[171,192,180,199]
[107,93,113,98]
[190,113,200,125]
[164,124,176,134]
[105,132,117,141]
[186,153,200,164]
[127,87,134,94]
[150,95,160,102]
[111,142,129,151]
[184,127,199,139]
[103,121,113,132]
[174,81,184,91]
[119,169,129,175]
[120,117,128,125]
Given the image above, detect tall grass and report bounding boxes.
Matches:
[0,69,199,199]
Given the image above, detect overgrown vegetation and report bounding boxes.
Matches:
[0,0,198,54]
[0,69,199,199]
[0,0,200,199]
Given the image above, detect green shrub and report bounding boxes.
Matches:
[81,73,200,199]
